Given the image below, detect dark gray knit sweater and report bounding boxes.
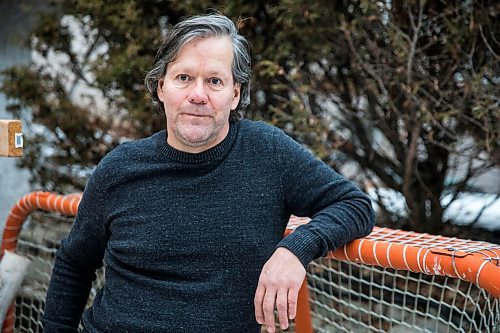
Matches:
[42,119,375,333]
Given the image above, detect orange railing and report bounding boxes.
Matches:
[1,192,499,333]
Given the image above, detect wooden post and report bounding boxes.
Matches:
[0,120,23,157]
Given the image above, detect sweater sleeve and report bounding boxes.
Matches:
[42,165,110,332]
[275,132,375,267]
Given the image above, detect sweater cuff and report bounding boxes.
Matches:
[276,228,323,268]
[41,318,79,333]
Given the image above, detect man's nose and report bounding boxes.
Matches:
[188,79,208,104]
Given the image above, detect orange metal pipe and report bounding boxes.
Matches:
[283,228,314,333]
[288,216,500,299]
[329,236,500,298]
[293,279,313,333]
[1,191,80,254]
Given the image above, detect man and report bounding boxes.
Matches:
[43,14,375,333]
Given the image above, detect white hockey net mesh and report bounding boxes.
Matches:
[306,258,499,333]
[11,212,104,333]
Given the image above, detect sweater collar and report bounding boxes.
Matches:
[155,121,238,164]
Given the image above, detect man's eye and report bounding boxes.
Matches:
[208,78,222,85]
[177,74,190,81]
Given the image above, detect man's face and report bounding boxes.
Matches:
[157,36,241,153]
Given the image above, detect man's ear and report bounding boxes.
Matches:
[157,77,165,102]
[230,83,241,111]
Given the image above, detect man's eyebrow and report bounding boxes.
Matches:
[170,68,231,79]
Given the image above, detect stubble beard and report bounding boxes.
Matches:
[173,114,227,149]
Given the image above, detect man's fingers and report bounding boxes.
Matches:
[254,284,266,324]
[287,284,300,320]
[262,289,277,333]
[276,288,289,330]
[254,248,306,331]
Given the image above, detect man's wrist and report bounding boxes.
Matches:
[276,229,322,268]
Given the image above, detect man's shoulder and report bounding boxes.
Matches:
[83,132,162,191]
[94,131,162,173]
[238,119,300,149]
[238,119,286,140]
[105,131,161,160]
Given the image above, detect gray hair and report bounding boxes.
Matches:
[144,14,251,121]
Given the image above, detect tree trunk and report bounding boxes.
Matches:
[406,145,449,234]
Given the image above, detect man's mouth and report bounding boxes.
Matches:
[182,112,211,118]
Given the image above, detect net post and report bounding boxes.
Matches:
[294,278,313,333]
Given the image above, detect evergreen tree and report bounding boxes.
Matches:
[2,0,498,233]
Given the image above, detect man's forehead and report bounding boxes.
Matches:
[167,64,231,77]
[174,36,232,57]
[166,36,234,70]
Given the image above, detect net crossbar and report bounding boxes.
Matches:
[1,192,499,333]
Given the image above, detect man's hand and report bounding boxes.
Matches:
[254,247,306,332]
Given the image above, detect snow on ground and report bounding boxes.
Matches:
[368,188,500,231]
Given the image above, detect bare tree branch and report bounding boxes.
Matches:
[443,162,496,210]
[442,159,474,210]
[478,24,500,61]
[467,193,500,227]
[341,25,389,96]
[407,0,424,86]
[69,29,104,94]
[402,121,421,204]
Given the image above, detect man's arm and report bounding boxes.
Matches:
[43,169,110,332]
[255,130,375,332]
[43,249,100,332]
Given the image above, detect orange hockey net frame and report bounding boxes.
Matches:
[1,192,499,333]
[1,192,81,333]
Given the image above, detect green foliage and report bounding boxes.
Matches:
[1,0,498,232]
